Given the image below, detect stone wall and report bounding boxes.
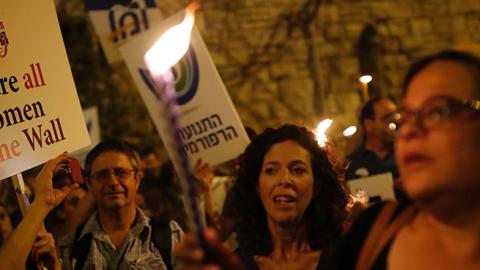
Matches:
[57,0,480,154]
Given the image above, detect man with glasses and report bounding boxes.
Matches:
[59,141,179,270]
[346,97,399,182]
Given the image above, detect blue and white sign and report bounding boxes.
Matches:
[85,0,163,63]
[138,45,200,105]
[120,9,250,167]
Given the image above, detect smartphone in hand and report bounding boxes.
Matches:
[53,157,84,188]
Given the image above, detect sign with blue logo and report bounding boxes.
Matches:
[120,9,250,167]
[138,46,199,105]
[85,0,163,63]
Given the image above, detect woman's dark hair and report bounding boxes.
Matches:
[231,124,347,255]
[402,50,480,97]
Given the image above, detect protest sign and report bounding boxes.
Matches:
[347,172,396,203]
[0,0,90,180]
[120,9,249,168]
[85,0,163,63]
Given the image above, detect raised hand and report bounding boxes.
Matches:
[33,153,79,211]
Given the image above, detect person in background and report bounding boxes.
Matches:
[0,202,13,247]
[45,186,88,241]
[139,146,162,178]
[332,50,480,269]
[174,124,347,270]
[142,160,189,230]
[231,125,347,269]
[346,97,406,202]
[346,97,399,181]
[195,126,257,246]
[0,153,78,270]
[59,141,180,270]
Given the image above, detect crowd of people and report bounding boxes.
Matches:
[1,49,479,270]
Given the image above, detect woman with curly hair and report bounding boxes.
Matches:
[174,124,347,270]
[228,124,347,269]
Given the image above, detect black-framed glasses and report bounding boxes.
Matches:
[90,168,136,182]
[387,95,480,132]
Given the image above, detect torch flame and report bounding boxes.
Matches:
[315,118,333,147]
[145,2,200,76]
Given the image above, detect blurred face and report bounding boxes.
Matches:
[88,151,141,210]
[396,60,480,203]
[0,206,13,241]
[258,140,314,227]
[366,99,398,144]
[62,188,87,219]
[141,153,160,175]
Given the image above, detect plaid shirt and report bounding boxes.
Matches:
[59,208,179,270]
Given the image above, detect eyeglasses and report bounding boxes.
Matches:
[387,95,480,132]
[89,168,136,182]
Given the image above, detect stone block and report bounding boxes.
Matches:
[329,76,357,94]
[229,45,251,62]
[338,2,372,22]
[252,84,277,101]
[396,55,410,68]
[384,38,401,52]
[317,43,340,57]
[271,102,292,119]
[325,24,345,41]
[279,80,315,116]
[269,63,298,79]
[400,36,422,50]
[236,108,259,130]
[232,82,254,105]
[369,2,392,18]
[424,1,449,15]
[452,16,468,32]
[431,18,452,34]
[345,23,364,39]
[410,19,433,35]
[387,20,410,37]
[250,101,271,119]
[337,57,359,75]
[450,0,480,13]
[370,2,413,19]
[382,54,396,70]
[318,4,340,23]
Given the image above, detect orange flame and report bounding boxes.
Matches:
[145,1,200,76]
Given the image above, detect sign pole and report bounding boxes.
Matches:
[11,173,30,215]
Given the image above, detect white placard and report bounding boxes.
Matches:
[0,0,90,180]
[85,0,164,63]
[120,9,250,168]
[347,172,396,202]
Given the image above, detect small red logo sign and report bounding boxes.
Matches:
[0,21,9,58]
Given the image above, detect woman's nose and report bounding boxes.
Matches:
[397,118,424,141]
[278,168,293,186]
